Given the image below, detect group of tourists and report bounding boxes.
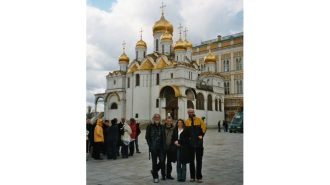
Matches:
[86,117,141,160]
[145,108,206,183]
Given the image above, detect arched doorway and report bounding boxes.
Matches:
[160,86,178,120]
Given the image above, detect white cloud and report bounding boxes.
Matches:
[86,0,243,108]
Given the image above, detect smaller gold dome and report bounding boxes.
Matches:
[204,50,216,63]
[173,39,187,51]
[136,39,147,48]
[119,53,129,63]
[160,30,172,42]
[184,39,193,49]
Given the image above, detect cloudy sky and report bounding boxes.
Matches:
[86,0,243,111]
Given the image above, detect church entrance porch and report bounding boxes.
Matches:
[159,86,180,121]
[165,99,178,120]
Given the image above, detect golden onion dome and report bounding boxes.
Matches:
[118,53,129,63]
[152,15,173,34]
[136,39,147,48]
[184,39,193,49]
[160,30,173,42]
[204,50,216,63]
[173,39,187,51]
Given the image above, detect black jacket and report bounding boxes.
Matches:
[145,122,166,152]
[172,127,190,164]
[105,124,119,143]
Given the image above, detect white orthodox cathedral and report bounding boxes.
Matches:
[95,5,225,127]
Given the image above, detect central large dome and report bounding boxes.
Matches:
[152,15,173,34]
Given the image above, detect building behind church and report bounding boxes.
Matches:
[94,6,242,127]
[192,33,243,122]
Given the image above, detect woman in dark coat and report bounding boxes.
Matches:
[172,119,190,182]
[105,118,119,160]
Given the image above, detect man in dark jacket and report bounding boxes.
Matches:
[145,113,166,183]
[105,118,119,160]
[164,117,175,180]
[185,109,207,183]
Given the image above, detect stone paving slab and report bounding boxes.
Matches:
[87,129,243,185]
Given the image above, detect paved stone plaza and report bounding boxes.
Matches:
[87,129,243,185]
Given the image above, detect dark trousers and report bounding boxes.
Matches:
[164,149,173,177]
[129,140,135,156]
[189,147,203,180]
[116,140,121,156]
[176,149,187,181]
[86,140,89,153]
[121,144,129,158]
[106,141,117,159]
[151,148,165,178]
[135,136,140,152]
[92,142,103,159]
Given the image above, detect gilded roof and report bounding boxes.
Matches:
[139,58,155,70]
[155,57,168,69]
[108,70,126,76]
[153,15,173,34]
[127,63,139,73]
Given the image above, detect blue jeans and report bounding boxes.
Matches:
[176,149,186,181]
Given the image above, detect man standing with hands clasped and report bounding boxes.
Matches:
[185,108,206,183]
[145,114,166,183]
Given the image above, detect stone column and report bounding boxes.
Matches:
[178,97,187,121]
[160,98,166,120]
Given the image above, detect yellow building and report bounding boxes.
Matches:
[192,33,243,122]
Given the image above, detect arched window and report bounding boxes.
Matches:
[156,99,159,108]
[110,103,118,109]
[219,99,222,112]
[215,99,218,111]
[224,60,230,72]
[162,44,164,54]
[143,51,146,58]
[136,51,138,59]
[156,39,159,52]
[196,93,204,110]
[156,73,160,85]
[207,94,212,111]
[236,80,240,94]
[187,100,194,109]
[136,74,140,86]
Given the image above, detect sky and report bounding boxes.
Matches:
[86,0,243,111]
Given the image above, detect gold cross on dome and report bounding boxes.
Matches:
[184,27,188,40]
[178,23,183,39]
[160,2,166,15]
[122,41,126,53]
[139,28,143,39]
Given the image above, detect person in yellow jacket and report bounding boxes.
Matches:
[185,108,206,183]
[92,118,104,160]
